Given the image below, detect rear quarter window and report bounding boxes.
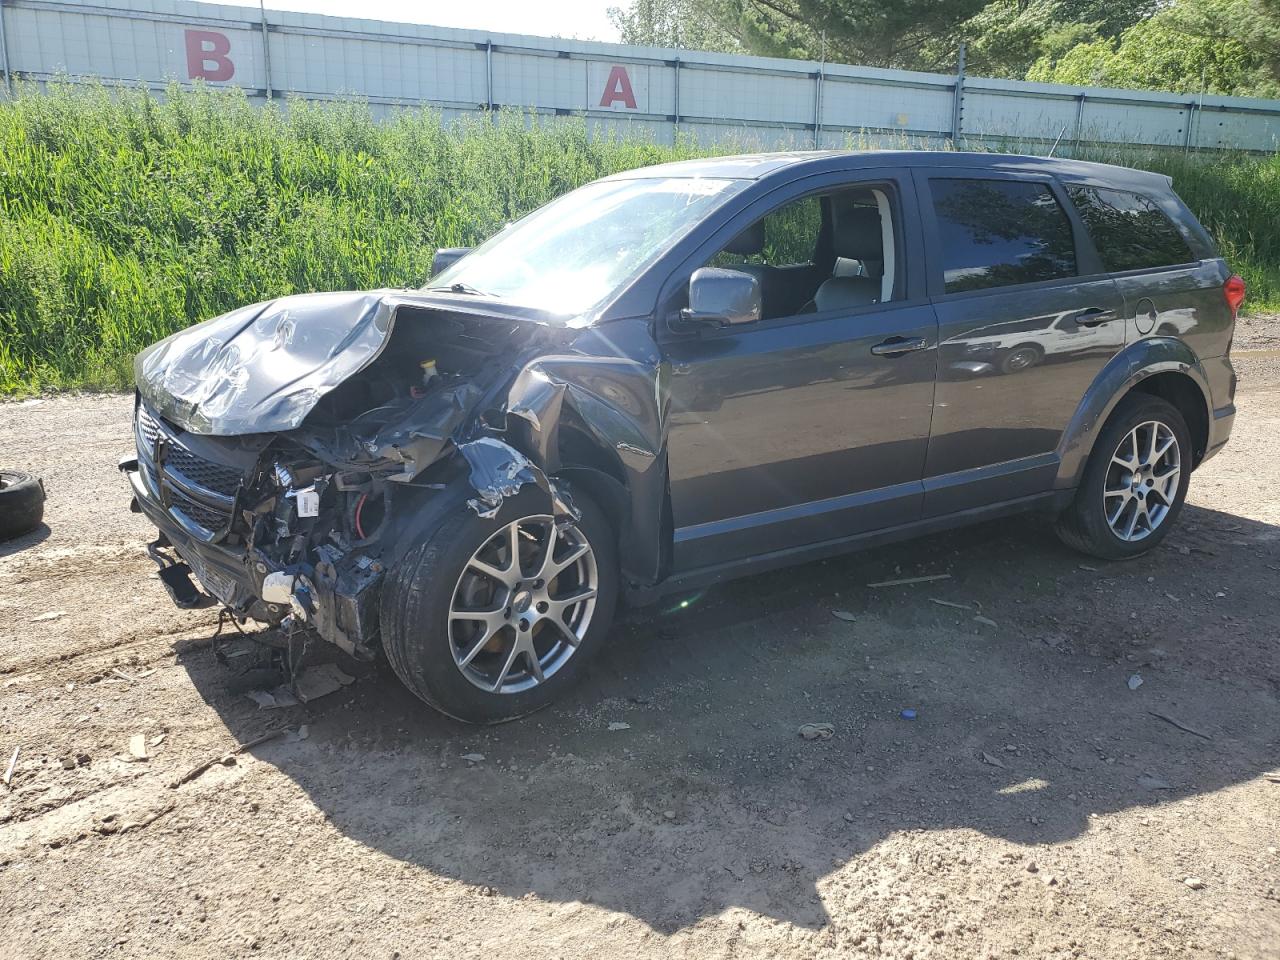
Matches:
[1066,186,1197,272]
[929,179,1077,294]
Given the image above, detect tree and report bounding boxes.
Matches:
[937,0,1155,80]
[1027,0,1280,97]
[608,0,992,70]
[607,0,1280,97]
[607,0,742,51]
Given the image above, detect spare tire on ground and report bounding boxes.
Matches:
[0,470,46,542]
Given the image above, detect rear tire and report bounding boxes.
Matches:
[0,471,46,542]
[380,484,618,723]
[1055,394,1191,560]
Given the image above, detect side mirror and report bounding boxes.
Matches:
[431,247,472,277]
[681,267,761,327]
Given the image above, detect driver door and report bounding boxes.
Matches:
[661,172,938,572]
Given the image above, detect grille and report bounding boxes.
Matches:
[164,446,244,498]
[168,486,232,533]
[136,404,162,448]
[136,402,244,539]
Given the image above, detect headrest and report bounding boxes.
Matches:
[833,205,883,262]
[724,220,764,256]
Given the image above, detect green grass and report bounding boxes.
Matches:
[1,82,1277,393]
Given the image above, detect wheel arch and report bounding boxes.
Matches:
[1055,338,1212,489]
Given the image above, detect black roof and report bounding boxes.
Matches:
[605,150,1171,190]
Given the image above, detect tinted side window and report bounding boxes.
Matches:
[1067,186,1196,272]
[930,179,1077,294]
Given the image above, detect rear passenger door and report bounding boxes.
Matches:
[915,170,1125,516]
[1063,183,1230,361]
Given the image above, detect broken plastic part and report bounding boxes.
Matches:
[260,571,297,605]
[457,437,544,519]
[454,436,579,524]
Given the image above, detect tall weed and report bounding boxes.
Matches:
[0,82,1275,392]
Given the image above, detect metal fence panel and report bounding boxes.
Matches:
[4,0,1279,154]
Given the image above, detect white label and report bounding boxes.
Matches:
[296,487,320,518]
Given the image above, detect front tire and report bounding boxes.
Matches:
[380,484,618,723]
[1055,393,1191,560]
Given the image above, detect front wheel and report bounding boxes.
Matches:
[1055,393,1191,560]
[380,484,618,723]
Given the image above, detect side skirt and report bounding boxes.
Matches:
[625,488,1075,606]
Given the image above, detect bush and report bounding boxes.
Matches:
[0,82,1275,392]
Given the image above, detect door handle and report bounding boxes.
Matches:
[870,336,929,357]
[1073,307,1116,328]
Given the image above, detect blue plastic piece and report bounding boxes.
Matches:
[900,708,918,720]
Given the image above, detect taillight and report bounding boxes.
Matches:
[1224,274,1246,316]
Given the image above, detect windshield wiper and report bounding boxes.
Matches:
[424,281,494,297]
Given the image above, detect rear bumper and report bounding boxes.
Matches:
[1199,355,1237,466]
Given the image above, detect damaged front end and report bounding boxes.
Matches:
[121,290,595,657]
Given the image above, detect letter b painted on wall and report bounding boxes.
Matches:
[185,29,235,81]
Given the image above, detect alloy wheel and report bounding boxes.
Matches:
[448,515,598,694]
[1103,420,1181,542]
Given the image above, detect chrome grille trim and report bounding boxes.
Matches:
[133,402,246,542]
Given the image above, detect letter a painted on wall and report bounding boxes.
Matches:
[185,29,235,82]
[599,65,637,109]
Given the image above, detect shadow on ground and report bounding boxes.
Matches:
[0,522,51,559]
[178,503,1280,933]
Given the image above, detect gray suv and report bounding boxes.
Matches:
[121,151,1240,722]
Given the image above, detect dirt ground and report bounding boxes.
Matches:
[1,318,1278,960]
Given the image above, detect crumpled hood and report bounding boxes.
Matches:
[135,290,399,435]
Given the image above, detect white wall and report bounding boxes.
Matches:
[3,0,1278,152]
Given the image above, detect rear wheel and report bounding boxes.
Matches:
[380,485,618,723]
[1055,394,1191,560]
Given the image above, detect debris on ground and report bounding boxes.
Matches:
[1128,674,1144,690]
[461,753,485,764]
[607,722,631,731]
[973,615,998,627]
[150,734,166,748]
[866,573,951,588]
[111,667,151,683]
[930,598,970,610]
[1183,876,1206,890]
[981,751,1006,769]
[293,663,355,702]
[798,723,835,741]
[900,708,918,720]
[30,610,67,623]
[246,687,299,710]
[245,663,356,709]
[1078,564,1098,572]
[127,734,149,761]
[831,609,857,622]
[1150,711,1212,740]
[3,746,19,787]
[169,729,290,788]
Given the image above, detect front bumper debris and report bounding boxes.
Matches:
[120,449,382,659]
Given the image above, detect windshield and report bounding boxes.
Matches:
[428,176,748,315]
